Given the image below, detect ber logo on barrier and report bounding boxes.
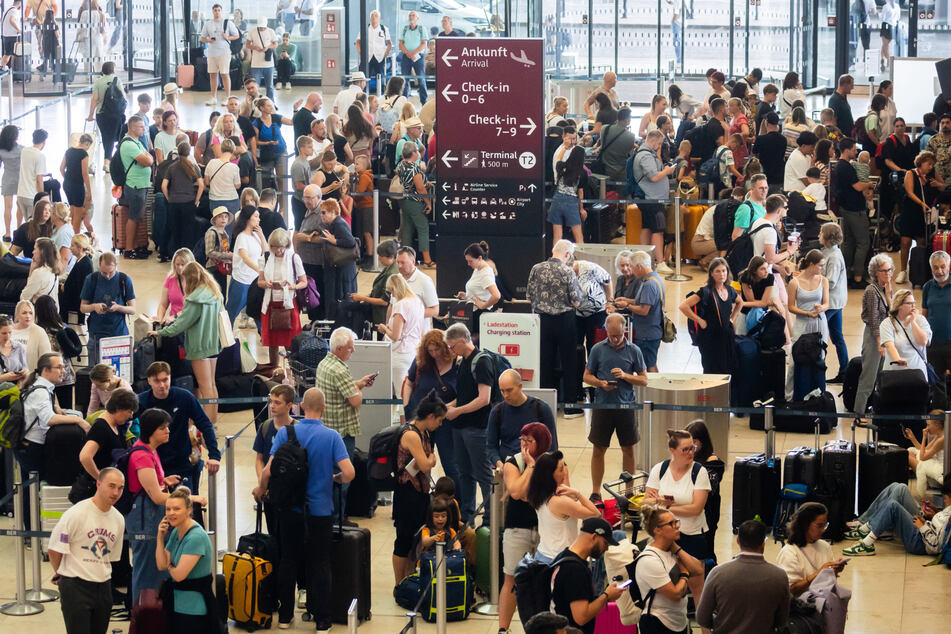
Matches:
[435,38,544,236]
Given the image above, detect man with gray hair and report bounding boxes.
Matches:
[922,250,951,378]
[582,312,647,501]
[634,129,676,275]
[613,250,663,372]
[314,327,378,521]
[527,240,583,416]
[444,322,495,523]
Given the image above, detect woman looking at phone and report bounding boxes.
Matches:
[776,502,848,596]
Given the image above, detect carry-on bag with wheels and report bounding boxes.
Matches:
[732,410,782,529]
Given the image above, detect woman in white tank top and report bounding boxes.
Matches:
[526,450,600,563]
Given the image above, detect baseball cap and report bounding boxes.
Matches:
[580,517,619,545]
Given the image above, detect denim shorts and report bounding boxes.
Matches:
[123,186,148,222]
[547,192,583,227]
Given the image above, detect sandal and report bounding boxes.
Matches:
[421,261,437,269]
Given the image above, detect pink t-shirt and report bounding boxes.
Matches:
[164,275,185,317]
[128,440,165,494]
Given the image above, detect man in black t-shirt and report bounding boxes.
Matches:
[836,137,875,288]
[752,112,786,187]
[444,323,495,524]
[256,188,287,239]
[550,517,623,634]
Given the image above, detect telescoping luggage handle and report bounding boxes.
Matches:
[754,398,776,460]
[851,418,880,447]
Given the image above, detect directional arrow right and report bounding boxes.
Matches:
[441,48,458,67]
[441,150,457,169]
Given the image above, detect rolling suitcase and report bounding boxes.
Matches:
[473,525,502,599]
[593,600,637,633]
[129,587,164,634]
[419,549,473,622]
[759,347,787,403]
[841,356,863,413]
[43,423,86,486]
[193,55,211,92]
[771,390,837,434]
[856,422,908,514]
[237,505,279,564]
[345,448,378,518]
[624,204,643,245]
[222,551,275,629]
[818,439,856,541]
[732,414,782,529]
[933,230,951,253]
[871,363,929,447]
[784,420,822,491]
[112,204,149,252]
[731,335,760,408]
[74,366,92,417]
[330,485,371,624]
[908,228,932,288]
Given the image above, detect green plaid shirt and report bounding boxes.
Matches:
[314,353,361,438]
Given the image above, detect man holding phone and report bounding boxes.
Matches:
[199,4,240,107]
[583,312,648,503]
[79,252,136,365]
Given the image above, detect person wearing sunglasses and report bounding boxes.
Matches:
[643,429,712,606]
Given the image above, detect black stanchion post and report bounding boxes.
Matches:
[435,541,447,633]
[644,400,655,466]
[666,195,691,282]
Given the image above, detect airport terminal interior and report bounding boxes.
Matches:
[0,0,950,632]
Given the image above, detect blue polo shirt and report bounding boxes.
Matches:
[271,418,348,517]
[632,272,664,342]
[586,339,646,404]
[923,278,951,344]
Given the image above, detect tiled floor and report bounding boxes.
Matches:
[0,89,948,633]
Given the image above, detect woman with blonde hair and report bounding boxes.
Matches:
[59,234,95,323]
[21,237,61,310]
[151,262,224,423]
[258,228,306,366]
[880,287,932,383]
[325,113,354,165]
[204,138,242,217]
[11,300,52,370]
[390,101,419,144]
[156,248,196,325]
[49,202,74,273]
[211,113,248,159]
[378,274,425,397]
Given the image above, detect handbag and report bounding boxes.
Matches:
[258,28,273,62]
[648,276,677,343]
[269,305,293,330]
[589,124,622,175]
[894,317,940,385]
[292,257,320,310]
[325,241,360,266]
[218,308,235,348]
[388,173,405,200]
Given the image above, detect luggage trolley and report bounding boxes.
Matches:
[601,470,649,541]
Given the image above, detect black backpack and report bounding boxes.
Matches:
[786,191,817,224]
[513,552,585,624]
[223,19,243,56]
[367,423,418,492]
[101,76,127,117]
[472,349,513,404]
[713,198,744,251]
[110,137,138,187]
[749,309,787,351]
[55,327,83,359]
[724,222,773,280]
[686,121,715,162]
[112,445,152,515]
[268,425,309,509]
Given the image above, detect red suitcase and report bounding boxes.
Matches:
[129,588,164,634]
[933,230,951,254]
[594,600,637,633]
[112,203,149,252]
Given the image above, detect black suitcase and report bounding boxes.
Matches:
[908,242,932,288]
[818,439,856,541]
[856,422,908,514]
[759,347,787,403]
[772,391,837,434]
[871,365,929,447]
[731,335,760,408]
[0,449,14,516]
[732,412,782,530]
[74,366,92,416]
[330,485,371,624]
[194,56,211,92]
[53,57,78,84]
[216,373,257,413]
[841,356,862,413]
[784,420,822,491]
[345,448,377,518]
[43,423,86,486]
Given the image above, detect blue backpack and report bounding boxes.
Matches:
[697,146,728,185]
[624,148,651,199]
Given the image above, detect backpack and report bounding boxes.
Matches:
[367,423,418,492]
[874,134,897,170]
[698,146,728,186]
[101,76,127,117]
[268,425,309,509]
[686,122,714,161]
[377,95,402,133]
[685,290,706,346]
[624,148,652,200]
[724,222,773,280]
[713,198,744,251]
[0,383,47,449]
[55,327,83,360]
[193,228,221,267]
[772,483,809,544]
[223,19,243,56]
[110,137,138,187]
[112,445,152,514]
[748,309,787,351]
[786,191,817,224]
[133,335,156,381]
[513,552,586,624]
[852,115,871,148]
[472,348,513,403]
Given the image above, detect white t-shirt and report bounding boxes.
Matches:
[1,5,20,37]
[802,182,827,211]
[784,149,812,192]
[646,461,712,535]
[18,146,46,200]
[775,540,835,594]
[390,296,425,355]
[200,17,239,59]
[248,27,278,68]
[48,498,125,583]
[394,268,438,331]
[334,85,364,116]
[635,546,689,632]
[308,138,333,161]
[365,23,390,61]
[232,231,264,285]
[879,316,933,382]
[465,265,496,304]
[695,205,716,239]
[750,217,779,264]
[205,158,241,200]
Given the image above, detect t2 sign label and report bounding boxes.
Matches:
[435,38,544,236]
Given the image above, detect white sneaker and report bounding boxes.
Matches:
[284,82,292,90]
[278,619,292,629]
[895,270,908,284]
[274,82,282,90]
[656,262,675,276]
[221,99,231,106]
[204,97,217,106]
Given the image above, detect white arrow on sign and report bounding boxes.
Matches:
[442,196,451,206]
[441,181,451,192]
[442,83,459,102]
[519,118,537,136]
[441,150,458,169]
[528,183,537,192]
[441,48,458,67]
[442,209,450,219]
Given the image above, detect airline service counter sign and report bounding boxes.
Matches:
[435,38,544,236]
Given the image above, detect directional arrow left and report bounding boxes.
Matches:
[441,48,458,67]
[441,83,459,102]
[441,181,451,192]
[441,151,458,169]
[442,196,451,205]
[442,209,450,219]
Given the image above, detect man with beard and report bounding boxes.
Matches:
[922,250,951,378]
[926,113,951,186]
[550,517,624,634]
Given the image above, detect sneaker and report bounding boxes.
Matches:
[297,588,307,608]
[843,525,869,540]
[123,249,144,259]
[278,619,292,629]
[895,270,908,284]
[589,492,602,504]
[656,262,675,275]
[284,82,292,90]
[274,82,282,90]
[103,159,110,172]
[205,97,218,106]
[316,620,334,632]
[563,407,584,419]
[841,541,875,556]
[845,519,861,530]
